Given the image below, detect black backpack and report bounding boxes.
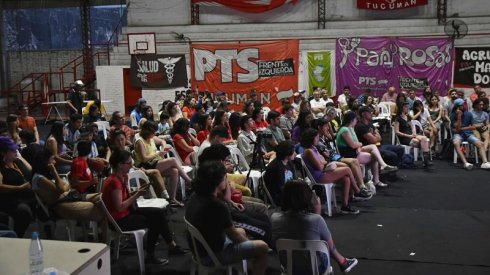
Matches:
[437,138,454,160]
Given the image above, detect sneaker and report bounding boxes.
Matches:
[352,190,372,202]
[340,205,360,215]
[375,181,388,187]
[145,256,169,265]
[464,162,474,171]
[380,165,398,174]
[480,162,490,170]
[340,258,358,273]
[169,199,185,207]
[366,180,376,195]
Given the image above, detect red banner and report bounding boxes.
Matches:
[191,40,299,110]
[357,0,428,10]
[192,0,298,13]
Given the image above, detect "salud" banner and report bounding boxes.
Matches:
[191,40,299,109]
[307,51,332,95]
[453,47,490,88]
[357,0,428,10]
[336,37,453,97]
[130,54,188,89]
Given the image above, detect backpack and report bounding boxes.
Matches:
[437,138,454,160]
[400,154,416,169]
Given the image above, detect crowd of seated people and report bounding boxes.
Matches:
[3,83,490,274]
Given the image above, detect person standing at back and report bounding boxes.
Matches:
[67,80,85,116]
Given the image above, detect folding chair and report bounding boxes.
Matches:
[128,169,169,209]
[228,146,261,196]
[169,147,194,200]
[298,156,337,217]
[184,217,248,275]
[100,197,147,275]
[276,239,333,275]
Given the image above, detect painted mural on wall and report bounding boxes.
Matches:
[335,37,453,97]
[130,54,188,89]
[190,40,299,109]
[453,47,490,88]
[3,6,125,50]
[357,0,428,10]
[192,0,298,13]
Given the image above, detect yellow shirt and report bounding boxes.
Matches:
[82,101,106,115]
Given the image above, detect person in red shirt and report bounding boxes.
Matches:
[102,149,186,264]
[172,118,200,165]
[17,105,40,143]
[70,140,98,194]
[213,110,236,144]
[252,108,269,131]
[181,97,196,119]
[196,114,212,144]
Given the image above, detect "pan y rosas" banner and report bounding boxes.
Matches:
[130,54,188,89]
[454,47,490,88]
[336,37,453,97]
[191,40,299,109]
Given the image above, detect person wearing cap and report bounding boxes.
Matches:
[130,98,147,128]
[67,80,85,116]
[0,136,34,237]
[394,102,434,168]
[356,106,404,167]
[451,98,490,170]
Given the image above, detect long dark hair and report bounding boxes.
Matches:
[32,149,54,180]
[281,180,314,213]
[293,111,313,131]
[172,118,190,137]
[228,112,242,140]
[213,110,226,127]
[197,114,211,132]
[47,121,65,146]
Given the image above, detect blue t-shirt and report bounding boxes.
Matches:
[450,111,473,136]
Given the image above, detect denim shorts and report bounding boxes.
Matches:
[203,237,257,265]
[453,133,480,144]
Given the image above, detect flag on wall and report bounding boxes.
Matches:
[130,54,188,88]
[307,51,332,95]
[357,0,428,11]
[191,40,299,109]
[454,47,490,88]
[336,37,453,97]
[192,0,298,13]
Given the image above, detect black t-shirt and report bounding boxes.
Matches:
[395,115,412,145]
[355,121,374,146]
[264,158,295,205]
[185,193,232,253]
[21,143,43,165]
[68,89,83,114]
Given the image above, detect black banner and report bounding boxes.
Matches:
[130,54,188,88]
[454,47,490,88]
[399,77,428,90]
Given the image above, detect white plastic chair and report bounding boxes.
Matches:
[184,217,248,275]
[100,197,147,275]
[94,121,110,140]
[276,239,333,275]
[169,147,193,200]
[392,122,419,161]
[298,156,337,217]
[33,191,77,241]
[228,146,261,196]
[453,141,479,164]
[128,169,169,209]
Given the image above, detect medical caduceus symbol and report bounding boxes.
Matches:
[158,57,182,84]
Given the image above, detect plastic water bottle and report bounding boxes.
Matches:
[29,231,44,275]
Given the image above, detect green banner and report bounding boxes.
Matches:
[307,51,332,96]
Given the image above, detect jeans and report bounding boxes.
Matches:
[380,145,404,166]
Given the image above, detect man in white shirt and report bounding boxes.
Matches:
[337,86,351,109]
[310,90,326,118]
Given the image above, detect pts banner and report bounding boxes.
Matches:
[454,47,490,88]
[336,37,453,97]
[191,40,299,109]
[130,54,188,89]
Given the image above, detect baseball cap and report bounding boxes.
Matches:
[137,98,147,106]
[454,98,465,106]
[0,136,19,152]
[74,80,84,86]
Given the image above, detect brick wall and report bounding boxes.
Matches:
[7,50,82,87]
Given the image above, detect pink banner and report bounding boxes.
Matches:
[336,37,454,97]
[192,0,298,13]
